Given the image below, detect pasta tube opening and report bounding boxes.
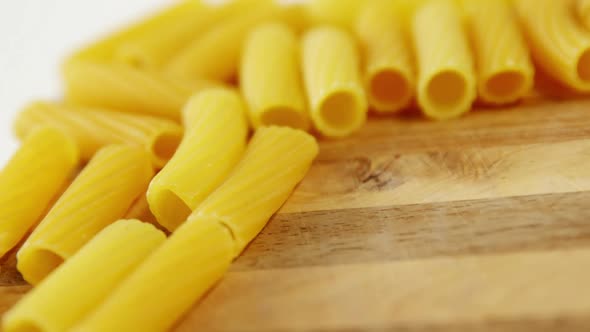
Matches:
[150,132,182,166]
[577,49,590,82]
[17,248,64,286]
[260,107,309,130]
[368,69,412,112]
[483,70,528,103]
[317,90,364,135]
[424,70,469,114]
[148,189,192,229]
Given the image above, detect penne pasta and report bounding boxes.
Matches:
[14,101,183,168]
[17,145,153,285]
[302,26,367,137]
[515,0,590,92]
[62,61,215,121]
[193,126,319,255]
[356,1,415,113]
[72,126,318,332]
[412,0,476,120]
[306,0,364,30]
[148,89,248,231]
[241,22,310,130]
[72,217,233,332]
[66,0,205,63]
[464,0,533,104]
[0,127,79,259]
[3,220,165,332]
[165,1,278,81]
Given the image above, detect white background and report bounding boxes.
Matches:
[0,0,168,167]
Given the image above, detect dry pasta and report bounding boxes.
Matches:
[302,26,367,137]
[66,0,205,63]
[114,1,211,69]
[148,89,248,231]
[241,22,310,130]
[515,0,590,92]
[0,127,78,259]
[578,0,590,30]
[464,0,533,104]
[193,126,319,255]
[72,217,232,332]
[124,192,161,229]
[62,61,215,121]
[14,101,183,168]
[306,0,364,30]
[17,145,153,285]
[412,0,476,120]
[72,126,317,332]
[165,0,278,81]
[3,220,165,332]
[356,1,414,113]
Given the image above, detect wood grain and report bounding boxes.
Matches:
[2,98,590,331]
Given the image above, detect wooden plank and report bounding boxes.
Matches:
[284,138,590,213]
[234,191,590,270]
[176,249,590,332]
[318,99,590,161]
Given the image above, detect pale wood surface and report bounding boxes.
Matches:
[2,99,590,331]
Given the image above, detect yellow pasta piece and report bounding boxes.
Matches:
[67,0,205,63]
[0,128,78,259]
[148,89,248,231]
[62,61,215,121]
[193,126,319,255]
[306,0,364,30]
[73,127,317,332]
[515,0,590,92]
[124,192,162,230]
[165,1,278,81]
[72,216,233,332]
[463,0,533,104]
[578,0,590,29]
[356,1,415,113]
[241,22,310,130]
[302,26,367,137]
[413,0,476,120]
[115,1,212,69]
[17,145,153,285]
[14,101,183,168]
[3,220,165,332]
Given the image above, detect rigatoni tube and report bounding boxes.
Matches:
[165,1,277,81]
[413,0,476,120]
[67,0,203,63]
[147,89,248,231]
[3,220,165,332]
[464,0,533,104]
[515,0,590,92]
[72,217,234,332]
[302,27,367,137]
[356,1,415,112]
[114,1,211,69]
[241,22,309,130]
[194,126,319,255]
[0,127,79,258]
[72,127,317,332]
[14,101,183,168]
[17,145,153,285]
[62,61,213,121]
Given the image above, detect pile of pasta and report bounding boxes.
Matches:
[2,0,590,331]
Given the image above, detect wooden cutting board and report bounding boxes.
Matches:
[2,97,590,331]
